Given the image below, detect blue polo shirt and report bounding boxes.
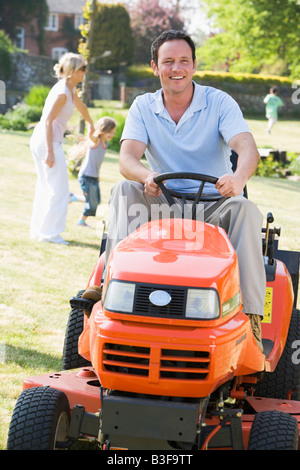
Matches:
[121,82,250,194]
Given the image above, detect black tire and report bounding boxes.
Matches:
[248,410,299,450]
[7,387,70,450]
[62,290,91,370]
[255,308,300,400]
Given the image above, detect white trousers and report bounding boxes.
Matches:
[105,180,266,317]
[30,140,69,242]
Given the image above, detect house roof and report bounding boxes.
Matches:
[47,0,86,15]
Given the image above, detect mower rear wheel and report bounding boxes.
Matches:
[255,308,300,400]
[248,410,299,450]
[62,290,91,370]
[7,386,70,450]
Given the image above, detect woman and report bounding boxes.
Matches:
[30,52,94,245]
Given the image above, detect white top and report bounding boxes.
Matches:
[31,79,75,145]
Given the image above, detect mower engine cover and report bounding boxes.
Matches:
[79,218,264,397]
[103,218,241,326]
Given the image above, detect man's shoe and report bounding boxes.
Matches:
[249,314,263,353]
[82,286,102,316]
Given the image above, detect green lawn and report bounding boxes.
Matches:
[247,116,300,154]
[0,115,299,450]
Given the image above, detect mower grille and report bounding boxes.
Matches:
[134,283,186,317]
[103,343,210,380]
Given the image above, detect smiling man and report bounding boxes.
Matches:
[102,30,266,351]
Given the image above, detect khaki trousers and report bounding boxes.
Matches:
[105,180,266,317]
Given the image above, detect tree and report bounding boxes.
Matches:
[78,0,97,134]
[198,0,300,77]
[89,3,134,70]
[78,1,133,132]
[129,0,185,64]
[0,0,48,55]
[0,30,15,80]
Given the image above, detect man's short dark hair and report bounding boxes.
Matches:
[151,30,196,65]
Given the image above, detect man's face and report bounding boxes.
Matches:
[151,39,196,96]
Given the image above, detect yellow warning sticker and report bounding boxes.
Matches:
[262,287,273,323]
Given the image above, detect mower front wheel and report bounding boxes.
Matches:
[7,386,71,450]
[248,410,299,450]
[62,290,91,370]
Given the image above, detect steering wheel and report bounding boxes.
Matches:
[153,172,227,220]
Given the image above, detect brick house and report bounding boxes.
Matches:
[16,0,86,59]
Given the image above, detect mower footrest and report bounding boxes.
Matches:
[101,394,199,443]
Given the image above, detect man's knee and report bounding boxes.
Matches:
[227,197,263,225]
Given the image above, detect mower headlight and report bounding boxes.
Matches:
[104,280,135,313]
[186,288,220,319]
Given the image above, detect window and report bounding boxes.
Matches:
[45,13,59,31]
[74,14,85,30]
[52,47,68,61]
[15,27,25,50]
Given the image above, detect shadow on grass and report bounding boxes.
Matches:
[2,343,63,372]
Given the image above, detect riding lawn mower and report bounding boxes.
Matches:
[7,173,300,450]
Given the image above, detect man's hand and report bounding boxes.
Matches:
[144,172,162,197]
[215,173,246,197]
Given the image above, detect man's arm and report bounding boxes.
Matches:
[120,139,162,196]
[215,132,260,197]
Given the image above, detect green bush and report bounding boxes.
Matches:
[8,115,28,131]
[0,85,47,131]
[1,102,43,131]
[255,152,300,177]
[8,103,42,122]
[0,114,10,129]
[255,156,284,177]
[24,85,50,108]
[96,109,126,152]
[126,65,294,89]
[289,156,300,176]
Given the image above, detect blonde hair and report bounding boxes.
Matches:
[53,53,86,79]
[93,116,116,139]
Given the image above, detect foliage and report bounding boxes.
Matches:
[255,156,285,177]
[24,85,50,108]
[125,64,293,89]
[128,0,185,64]
[0,30,15,80]
[0,85,49,131]
[62,16,81,53]
[255,152,300,177]
[97,109,126,152]
[198,0,300,78]
[289,156,300,175]
[0,114,10,129]
[80,2,134,70]
[0,0,48,55]
[2,104,34,131]
[78,0,92,60]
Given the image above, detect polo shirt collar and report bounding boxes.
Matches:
[149,82,207,117]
